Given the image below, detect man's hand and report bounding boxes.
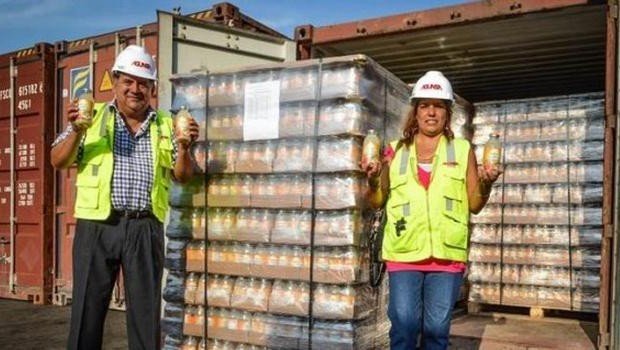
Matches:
[67,99,89,133]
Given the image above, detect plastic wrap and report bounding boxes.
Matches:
[467,243,501,263]
[164,271,186,304]
[268,280,310,316]
[162,302,185,339]
[169,175,205,208]
[502,246,601,267]
[167,207,195,239]
[184,311,382,349]
[270,210,312,245]
[316,137,362,172]
[171,75,208,110]
[315,174,365,209]
[163,334,184,350]
[166,56,422,348]
[469,224,500,244]
[319,64,383,106]
[312,285,374,320]
[314,210,363,246]
[166,239,190,271]
[468,283,501,304]
[468,263,501,283]
[318,100,379,136]
[205,275,233,308]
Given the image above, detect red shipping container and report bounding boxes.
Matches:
[0,43,55,304]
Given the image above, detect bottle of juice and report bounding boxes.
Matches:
[75,89,94,129]
[483,132,502,170]
[175,106,194,145]
[362,129,381,165]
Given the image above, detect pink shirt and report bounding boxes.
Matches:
[383,144,466,274]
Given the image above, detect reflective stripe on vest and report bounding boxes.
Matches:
[445,140,455,212]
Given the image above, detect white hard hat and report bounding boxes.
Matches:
[410,70,454,104]
[112,45,157,81]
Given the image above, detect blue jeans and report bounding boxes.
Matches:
[388,271,463,350]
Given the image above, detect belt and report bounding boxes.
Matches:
[112,209,154,219]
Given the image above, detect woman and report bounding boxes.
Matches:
[362,71,501,350]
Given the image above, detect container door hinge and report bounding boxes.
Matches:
[599,332,610,348]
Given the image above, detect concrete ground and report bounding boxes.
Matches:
[0,299,127,350]
[0,299,599,349]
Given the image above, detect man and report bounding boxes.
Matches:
[51,45,198,350]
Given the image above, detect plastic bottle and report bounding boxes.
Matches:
[75,89,95,129]
[184,273,199,304]
[362,129,381,165]
[483,132,502,170]
[175,106,194,145]
[181,336,198,350]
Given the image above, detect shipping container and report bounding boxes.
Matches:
[49,3,295,308]
[294,0,616,349]
[0,43,56,304]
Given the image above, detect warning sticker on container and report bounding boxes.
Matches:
[99,70,113,92]
[243,80,280,141]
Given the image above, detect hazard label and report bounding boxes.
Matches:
[99,70,113,92]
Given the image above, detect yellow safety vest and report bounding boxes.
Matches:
[74,103,174,223]
[382,136,471,262]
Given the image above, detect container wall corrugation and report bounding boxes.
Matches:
[53,28,158,307]
[0,43,56,304]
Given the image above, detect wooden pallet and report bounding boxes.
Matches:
[466,302,597,322]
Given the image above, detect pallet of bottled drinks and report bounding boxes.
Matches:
[467,92,604,317]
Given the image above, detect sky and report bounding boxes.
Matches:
[0,0,467,53]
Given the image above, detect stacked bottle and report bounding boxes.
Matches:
[163,55,413,349]
[469,92,604,313]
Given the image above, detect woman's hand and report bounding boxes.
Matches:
[360,159,382,188]
[478,164,503,185]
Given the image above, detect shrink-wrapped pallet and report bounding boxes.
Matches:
[469,92,604,313]
[163,55,414,348]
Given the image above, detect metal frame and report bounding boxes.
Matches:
[296,0,596,53]
[8,56,16,294]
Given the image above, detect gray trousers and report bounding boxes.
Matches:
[67,214,164,350]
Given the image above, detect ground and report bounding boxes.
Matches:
[0,299,127,349]
[0,299,599,349]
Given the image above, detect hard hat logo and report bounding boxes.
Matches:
[421,83,443,91]
[410,70,454,103]
[112,45,157,81]
[132,61,151,69]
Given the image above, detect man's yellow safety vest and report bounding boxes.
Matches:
[382,136,471,263]
[74,103,174,223]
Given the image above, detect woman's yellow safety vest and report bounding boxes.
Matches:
[382,136,471,263]
[74,103,174,223]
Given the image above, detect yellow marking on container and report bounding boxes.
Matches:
[99,70,113,92]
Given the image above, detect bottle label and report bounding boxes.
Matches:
[77,98,94,119]
[486,149,501,164]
